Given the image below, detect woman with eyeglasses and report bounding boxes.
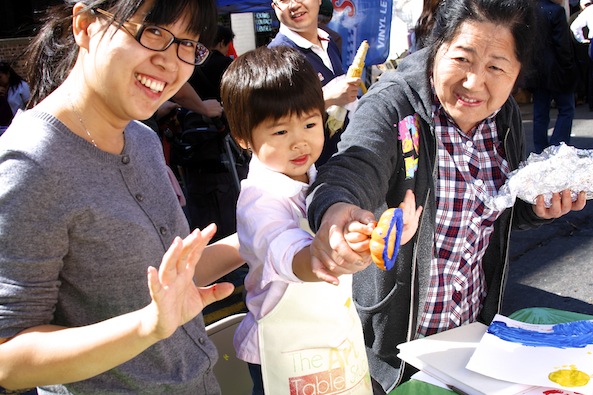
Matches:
[0,1,245,393]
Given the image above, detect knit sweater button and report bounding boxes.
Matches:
[135,194,144,202]
[159,227,168,235]
[121,156,130,164]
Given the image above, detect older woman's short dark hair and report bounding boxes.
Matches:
[425,0,538,74]
[221,46,325,147]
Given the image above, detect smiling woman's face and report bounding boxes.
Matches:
[82,3,198,124]
[432,20,521,134]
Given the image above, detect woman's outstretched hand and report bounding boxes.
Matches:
[144,224,235,340]
[310,203,376,285]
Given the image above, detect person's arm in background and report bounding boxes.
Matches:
[154,100,181,121]
[322,76,361,109]
[172,82,223,119]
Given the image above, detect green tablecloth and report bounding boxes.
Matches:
[388,307,593,395]
[389,379,454,395]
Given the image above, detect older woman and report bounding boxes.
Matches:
[306,0,587,393]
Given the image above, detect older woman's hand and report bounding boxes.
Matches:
[533,190,587,219]
[310,202,376,285]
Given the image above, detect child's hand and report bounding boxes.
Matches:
[343,219,376,254]
[399,189,422,245]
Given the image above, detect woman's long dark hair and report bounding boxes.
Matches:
[25,0,217,107]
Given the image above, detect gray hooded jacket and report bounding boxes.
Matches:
[308,48,549,392]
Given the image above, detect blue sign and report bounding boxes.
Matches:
[328,0,393,68]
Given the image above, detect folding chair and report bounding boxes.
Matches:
[206,313,252,395]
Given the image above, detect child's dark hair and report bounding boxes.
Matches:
[221,46,325,147]
[25,0,217,107]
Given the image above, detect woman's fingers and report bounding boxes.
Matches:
[311,256,341,285]
[160,237,184,285]
[178,224,217,273]
[197,282,235,307]
[534,190,587,219]
[157,224,217,289]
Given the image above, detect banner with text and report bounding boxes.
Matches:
[328,0,393,69]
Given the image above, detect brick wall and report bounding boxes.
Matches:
[0,37,32,78]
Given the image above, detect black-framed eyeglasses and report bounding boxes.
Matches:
[93,8,209,65]
[272,0,304,8]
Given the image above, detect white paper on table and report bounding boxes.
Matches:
[466,314,593,395]
[397,323,533,395]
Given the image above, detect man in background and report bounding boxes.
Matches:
[269,0,360,166]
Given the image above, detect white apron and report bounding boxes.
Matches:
[257,216,372,394]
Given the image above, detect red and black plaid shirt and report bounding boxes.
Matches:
[417,102,510,337]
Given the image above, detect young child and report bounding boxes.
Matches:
[221,46,373,395]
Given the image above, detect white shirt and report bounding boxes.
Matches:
[233,155,317,364]
[571,6,593,42]
[7,81,30,115]
[279,24,334,72]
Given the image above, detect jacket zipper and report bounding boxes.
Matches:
[497,125,515,313]
[397,121,438,387]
